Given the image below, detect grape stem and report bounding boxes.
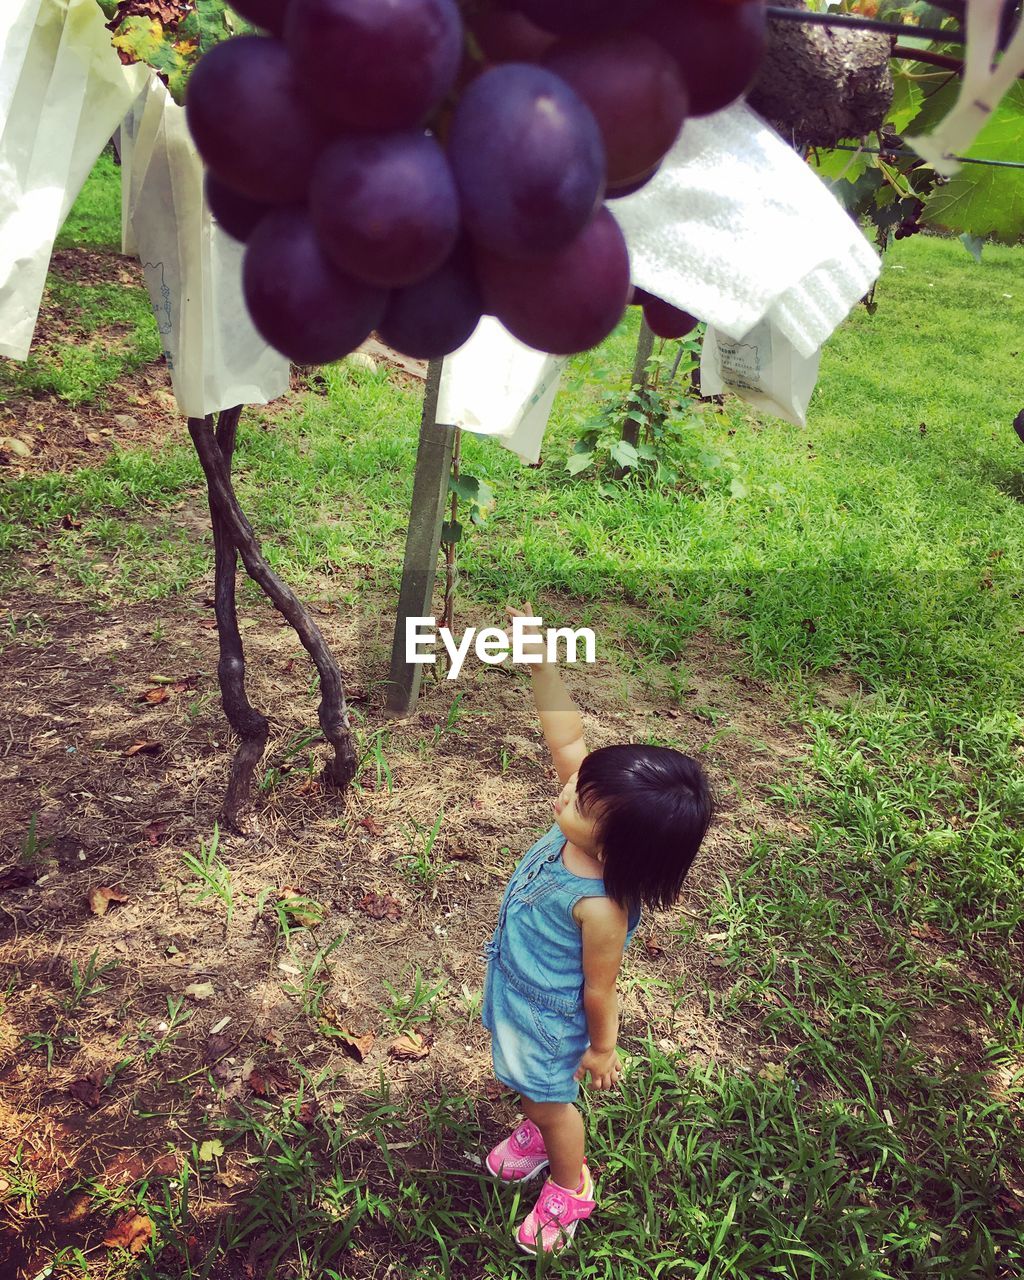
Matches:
[188,412,358,815]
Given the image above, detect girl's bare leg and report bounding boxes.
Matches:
[521,1097,585,1190]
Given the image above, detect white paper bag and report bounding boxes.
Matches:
[437,316,568,463]
[0,0,149,360]
[124,78,290,418]
[699,319,820,427]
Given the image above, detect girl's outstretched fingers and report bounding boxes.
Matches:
[574,1047,623,1090]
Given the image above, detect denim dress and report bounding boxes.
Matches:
[481,823,641,1103]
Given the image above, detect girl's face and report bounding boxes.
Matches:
[552,770,603,859]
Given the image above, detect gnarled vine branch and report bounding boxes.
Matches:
[188,411,357,829]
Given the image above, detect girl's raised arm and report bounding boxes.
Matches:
[506,602,588,786]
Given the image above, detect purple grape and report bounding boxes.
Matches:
[229,0,291,37]
[544,32,687,186]
[467,9,556,61]
[511,0,656,37]
[448,64,605,260]
[474,206,631,354]
[309,132,460,288]
[285,0,463,131]
[185,36,326,203]
[205,174,269,243]
[379,244,484,359]
[607,166,661,199]
[636,0,766,117]
[243,208,388,364]
[642,294,699,338]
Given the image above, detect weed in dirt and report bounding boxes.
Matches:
[138,995,194,1066]
[381,966,448,1034]
[259,727,323,795]
[18,811,49,864]
[402,807,447,886]
[179,825,233,926]
[281,932,347,1018]
[60,948,119,1014]
[354,724,394,794]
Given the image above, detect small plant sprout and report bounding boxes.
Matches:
[180,824,233,926]
[60,949,120,1013]
[402,807,446,886]
[281,933,347,1018]
[381,967,447,1034]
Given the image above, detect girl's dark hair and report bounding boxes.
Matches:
[577,744,713,911]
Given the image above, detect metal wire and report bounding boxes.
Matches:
[831,142,1024,169]
[764,6,965,44]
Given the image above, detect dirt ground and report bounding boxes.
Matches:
[0,443,812,1271]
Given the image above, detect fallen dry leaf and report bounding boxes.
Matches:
[277,887,323,927]
[245,1064,293,1097]
[60,513,83,530]
[357,891,402,922]
[68,1069,104,1109]
[138,687,170,704]
[642,934,664,959]
[282,658,296,674]
[320,1019,375,1062]
[143,819,168,846]
[102,1210,153,1254]
[88,885,129,916]
[357,816,382,836]
[124,740,163,757]
[184,982,215,1001]
[203,1032,235,1064]
[297,1099,320,1126]
[389,1031,431,1061]
[0,865,37,892]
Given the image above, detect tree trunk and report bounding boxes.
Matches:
[187,413,358,813]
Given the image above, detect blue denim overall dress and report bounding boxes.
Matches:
[481,823,641,1103]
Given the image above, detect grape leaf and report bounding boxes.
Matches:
[887,67,925,136]
[921,84,1024,244]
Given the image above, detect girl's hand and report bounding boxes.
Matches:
[505,601,548,666]
[574,1046,623,1091]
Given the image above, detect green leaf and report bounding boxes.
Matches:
[610,439,640,469]
[565,451,595,476]
[810,148,871,186]
[198,1139,224,1161]
[921,84,1024,244]
[448,475,480,503]
[474,478,495,512]
[636,442,659,461]
[887,67,924,135]
[111,16,191,103]
[729,476,750,500]
[440,520,462,545]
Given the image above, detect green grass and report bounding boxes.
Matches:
[55,150,123,252]
[3,154,1024,1277]
[0,150,160,405]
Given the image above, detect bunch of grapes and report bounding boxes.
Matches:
[186,0,766,365]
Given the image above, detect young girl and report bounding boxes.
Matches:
[481,605,714,1255]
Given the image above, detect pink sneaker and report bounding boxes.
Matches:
[516,1165,596,1255]
[484,1119,549,1182]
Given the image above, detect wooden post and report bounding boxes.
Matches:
[622,318,655,450]
[386,359,455,718]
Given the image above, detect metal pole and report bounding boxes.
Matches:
[385,359,456,718]
[622,318,655,451]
